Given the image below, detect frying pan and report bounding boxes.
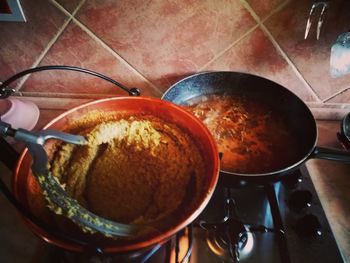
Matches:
[162,71,350,183]
[0,66,220,254]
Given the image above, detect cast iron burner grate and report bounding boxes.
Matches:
[199,198,254,262]
[197,186,287,263]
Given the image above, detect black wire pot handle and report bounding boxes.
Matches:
[0,65,141,98]
[0,65,143,252]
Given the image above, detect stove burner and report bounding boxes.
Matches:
[206,227,254,262]
[199,198,254,262]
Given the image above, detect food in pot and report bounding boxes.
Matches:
[186,94,301,174]
[48,111,205,225]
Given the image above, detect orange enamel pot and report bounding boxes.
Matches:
[13,96,220,254]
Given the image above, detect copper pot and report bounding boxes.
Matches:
[13,96,219,254]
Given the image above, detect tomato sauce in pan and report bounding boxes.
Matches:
[186,94,301,174]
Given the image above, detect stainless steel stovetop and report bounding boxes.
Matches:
[145,165,343,263]
[35,165,343,263]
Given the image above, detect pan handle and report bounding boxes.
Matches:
[0,65,140,98]
[311,146,350,163]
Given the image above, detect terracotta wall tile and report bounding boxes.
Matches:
[246,0,286,19]
[77,0,257,92]
[1,0,348,119]
[264,0,350,101]
[34,109,66,130]
[0,0,68,81]
[55,0,82,13]
[21,23,160,97]
[20,96,92,110]
[204,28,316,102]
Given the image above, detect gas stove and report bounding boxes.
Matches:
[31,165,343,263]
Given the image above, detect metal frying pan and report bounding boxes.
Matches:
[162,71,350,184]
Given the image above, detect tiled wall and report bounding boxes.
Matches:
[1,0,350,120]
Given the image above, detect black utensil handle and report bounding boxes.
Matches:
[312,146,350,163]
[0,65,141,98]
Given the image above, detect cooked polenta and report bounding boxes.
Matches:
[49,113,205,224]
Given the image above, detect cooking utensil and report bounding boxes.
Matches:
[0,66,219,254]
[162,71,350,184]
[0,120,146,237]
[330,31,350,77]
[304,0,329,40]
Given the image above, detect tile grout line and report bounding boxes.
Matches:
[53,0,87,16]
[198,0,287,73]
[322,86,350,103]
[198,24,260,71]
[15,0,86,92]
[18,94,350,106]
[306,101,350,107]
[16,91,350,108]
[260,26,321,102]
[15,19,71,92]
[260,0,291,24]
[50,1,162,96]
[198,0,287,72]
[19,87,350,103]
[72,19,163,96]
[239,0,322,103]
